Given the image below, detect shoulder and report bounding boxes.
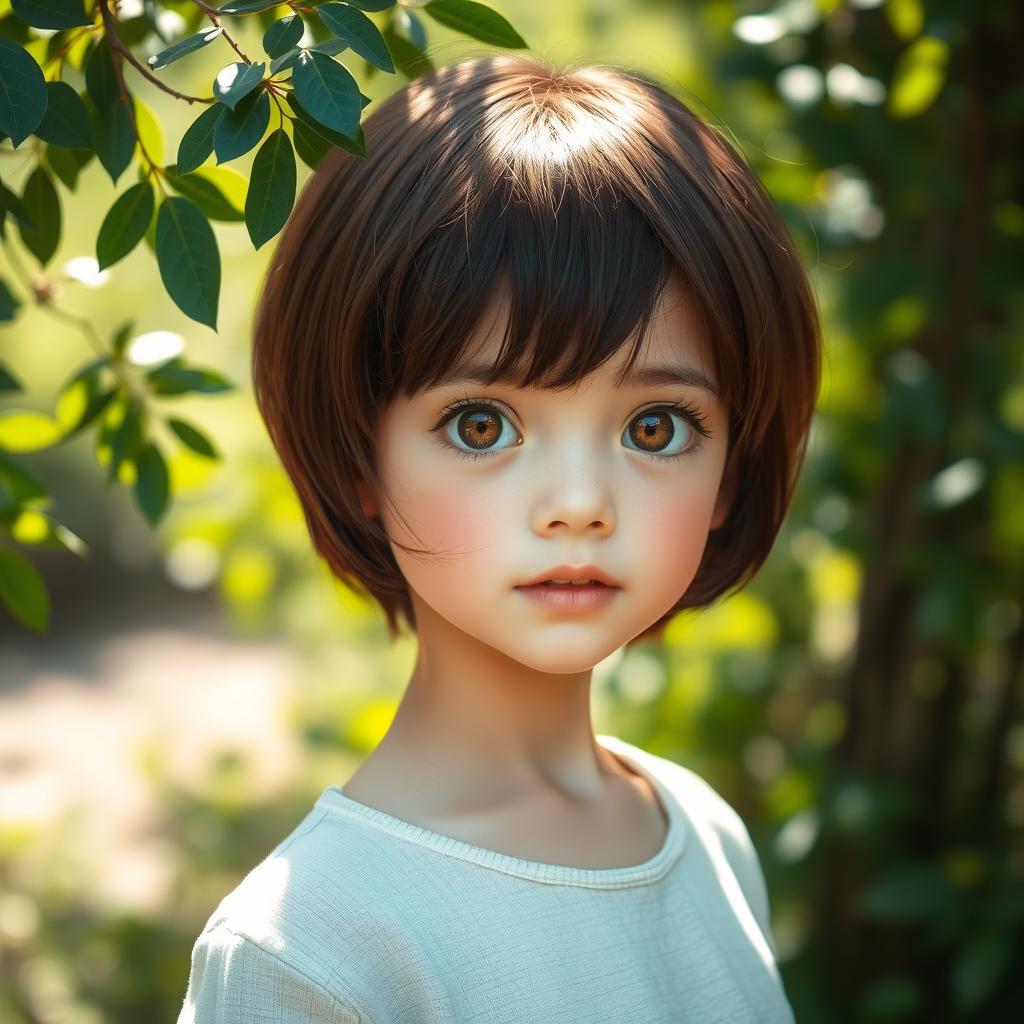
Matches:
[179,800,387,1022]
[609,737,778,958]
[604,735,757,852]
[203,795,395,941]
[177,920,365,1023]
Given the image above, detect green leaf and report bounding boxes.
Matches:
[0,452,47,510]
[860,863,957,922]
[10,0,92,30]
[95,394,124,477]
[84,35,119,111]
[9,510,87,556]
[146,357,233,396]
[148,27,224,72]
[270,46,301,76]
[381,23,434,78]
[143,203,159,257]
[34,81,92,148]
[111,321,134,357]
[177,103,226,175]
[0,410,64,452]
[187,165,248,215]
[245,128,296,250]
[54,357,113,436]
[213,60,266,111]
[888,36,949,119]
[271,37,348,76]
[167,417,220,459]
[134,94,165,167]
[155,197,221,330]
[44,144,93,190]
[213,87,271,163]
[952,927,1015,1011]
[264,13,304,58]
[97,181,155,271]
[135,442,169,525]
[291,115,331,169]
[0,180,36,232]
[0,278,21,322]
[393,8,427,51]
[69,386,115,440]
[54,373,94,433]
[270,39,335,76]
[317,3,395,73]
[286,92,367,157]
[17,167,61,267]
[347,0,395,10]
[422,1,526,48]
[0,38,48,147]
[163,164,246,222]
[217,0,281,13]
[0,362,21,392]
[292,49,361,140]
[106,399,144,482]
[92,98,137,185]
[114,12,153,48]
[885,0,924,41]
[0,545,49,632]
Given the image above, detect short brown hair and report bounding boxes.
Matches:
[251,54,822,643]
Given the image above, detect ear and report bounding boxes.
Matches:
[355,478,378,520]
[709,456,737,531]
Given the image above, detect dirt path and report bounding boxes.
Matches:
[1,583,303,915]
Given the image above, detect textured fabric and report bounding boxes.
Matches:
[176,734,794,1023]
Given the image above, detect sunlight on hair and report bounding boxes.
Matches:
[501,92,641,167]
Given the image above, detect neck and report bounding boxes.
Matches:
[366,590,621,813]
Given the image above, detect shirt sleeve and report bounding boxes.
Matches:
[705,794,779,961]
[176,921,365,1024]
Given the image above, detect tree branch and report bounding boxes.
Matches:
[103,1,215,104]
[191,0,257,65]
[98,0,167,182]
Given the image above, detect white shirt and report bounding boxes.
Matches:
[177,733,794,1022]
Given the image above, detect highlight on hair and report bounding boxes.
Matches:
[251,53,822,642]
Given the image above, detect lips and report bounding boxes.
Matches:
[515,578,620,612]
[516,564,622,588]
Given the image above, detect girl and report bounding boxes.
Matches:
[178,53,820,1023]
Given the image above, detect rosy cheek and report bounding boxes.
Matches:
[379,446,504,571]
[631,487,716,596]
[417,482,502,554]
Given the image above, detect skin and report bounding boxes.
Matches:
[345,271,736,867]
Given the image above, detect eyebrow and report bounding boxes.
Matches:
[432,362,720,399]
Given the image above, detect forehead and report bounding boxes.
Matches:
[452,270,719,395]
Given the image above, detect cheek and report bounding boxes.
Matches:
[403,481,501,552]
[650,501,711,572]
[377,444,507,588]
[625,474,721,604]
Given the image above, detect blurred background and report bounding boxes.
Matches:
[1,0,1022,1021]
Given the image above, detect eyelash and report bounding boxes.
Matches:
[429,398,712,462]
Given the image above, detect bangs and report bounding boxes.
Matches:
[390,170,675,397]
[360,56,728,408]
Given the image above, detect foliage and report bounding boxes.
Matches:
[1,1,1022,1023]
[632,0,1024,1018]
[0,0,528,631]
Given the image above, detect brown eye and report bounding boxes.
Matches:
[437,401,521,458]
[456,410,502,450]
[622,408,696,459]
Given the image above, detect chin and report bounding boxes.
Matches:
[493,635,625,675]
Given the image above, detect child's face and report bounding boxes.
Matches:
[365,274,732,673]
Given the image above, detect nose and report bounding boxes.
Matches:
[529,445,616,538]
